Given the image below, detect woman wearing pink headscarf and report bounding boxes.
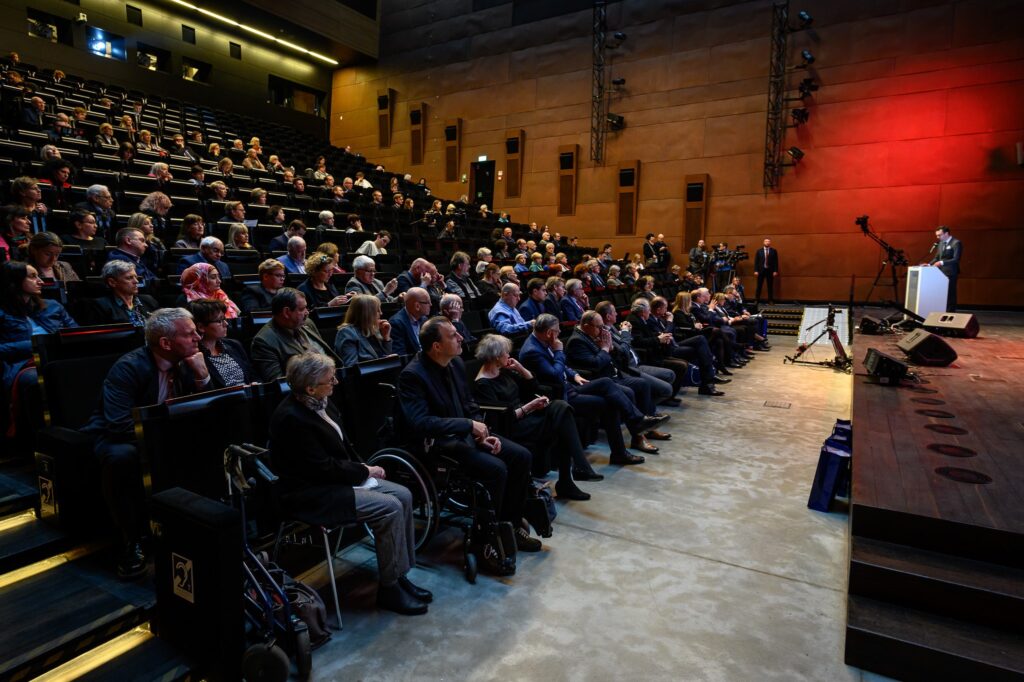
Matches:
[180,262,240,319]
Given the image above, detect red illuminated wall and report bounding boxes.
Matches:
[332,0,1024,306]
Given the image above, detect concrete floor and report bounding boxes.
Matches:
[306,342,886,681]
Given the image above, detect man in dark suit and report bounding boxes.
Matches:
[76,185,118,240]
[929,225,962,311]
[565,311,670,442]
[239,259,286,314]
[518,278,548,321]
[177,236,231,280]
[85,260,160,327]
[543,277,565,320]
[753,238,779,304]
[398,317,539,560]
[21,96,45,129]
[107,227,158,287]
[82,308,211,579]
[520,314,665,462]
[388,287,432,356]
[346,255,399,303]
[250,288,340,382]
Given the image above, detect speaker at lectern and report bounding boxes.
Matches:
[905,265,948,318]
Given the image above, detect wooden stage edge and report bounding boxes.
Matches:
[850,317,1024,567]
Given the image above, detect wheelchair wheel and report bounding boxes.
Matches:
[241,642,290,682]
[294,628,312,681]
[366,448,440,551]
[464,551,477,584]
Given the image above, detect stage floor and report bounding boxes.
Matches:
[851,310,1024,561]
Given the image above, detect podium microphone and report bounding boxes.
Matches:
[928,241,939,253]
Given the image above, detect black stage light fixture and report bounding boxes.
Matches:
[799,77,819,98]
[801,49,815,66]
[797,11,813,27]
[611,77,626,86]
[790,108,810,125]
[607,113,625,131]
[607,32,627,48]
[787,146,805,161]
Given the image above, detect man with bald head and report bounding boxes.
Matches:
[388,286,433,355]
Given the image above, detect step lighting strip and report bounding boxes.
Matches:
[0,545,94,590]
[32,624,154,682]
[0,509,36,533]
[168,0,339,65]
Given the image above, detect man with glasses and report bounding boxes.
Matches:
[169,133,198,163]
[107,227,157,286]
[488,283,534,335]
[444,251,481,300]
[346,254,398,302]
[388,287,432,356]
[76,185,118,239]
[251,288,340,382]
[177,236,231,280]
[240,259,287,313]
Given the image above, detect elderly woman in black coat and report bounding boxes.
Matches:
[268,352,430,615]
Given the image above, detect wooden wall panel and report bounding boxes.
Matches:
[331,0,1024,307]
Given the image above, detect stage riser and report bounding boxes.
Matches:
[851,506,1024,569]
[845,628,1024,682]
[848,563,1024,631]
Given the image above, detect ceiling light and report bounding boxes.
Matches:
[801,49,815,65]
[167,0,338,66]
[797,10,813,27]
[787,146,805,161]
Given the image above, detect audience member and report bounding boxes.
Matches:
[355,231,390,257]
[251,288,340,382]
[174,214,206,249]
[270,352,429,614]
[85,260,158,327]
[61,209,106,252]
[346,255,398,302]
[298,253,350,308]
[1,205,32,261]
[333,294,393,367]
[190,299,252,388]
[488,283,534,335]
[108,227,158,286]
[240,259,286,314]
[388,287,431,356]
[276,236,307,274]
[181,262,240,319]
[445,251,482,299]
[26,232,78,282]
[439,293,476,351]
[178,236,230,280]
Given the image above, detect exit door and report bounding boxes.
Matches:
[469,160,496,209]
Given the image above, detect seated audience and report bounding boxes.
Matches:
[9,176,47,234]
[85,260,158,327]
[477,263,502,299]
[520,314,664,464]
[82,309,210,578]
[333,294,393,367]
[388,287,431,356]
[173,214,206,249]
[228,223,253,250]
[190,299,252,388]
[473,334,597,500]
[517,278,549,321]
[270,352,429,614]
[1,205,32,262]
[513,253,529,274]
[595,300,681,406]
[606,265,623,287]
[127,212,165,276]
[560,278,587,323]
[298,253,350,308]
[444,251,482,299]
[629,297,723,396]
[251,288,340,382]
[488,283,533,335]
[440,293,476,351]
[219,201,246,228]
[475,247,492,275]
[61,209,107,252]
[672,291,731,376]
[139,192,173,241]
[346,255,398,302]
[276,236,307,275]
[235,261,282,315]
[26,232,78,281]
[177,236,230,280]
[398,317,539,566]
[181,262,240,319]
[355,231,390,257]
[269,219,306,253]
[108,227,158,286]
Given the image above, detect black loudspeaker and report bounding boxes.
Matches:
[859,316,884,335]
[151,487,243,682]
[864,348,907,385]
[924,312,980,339]
[896,329,958,367]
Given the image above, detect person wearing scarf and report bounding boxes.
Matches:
[180,262,240,319]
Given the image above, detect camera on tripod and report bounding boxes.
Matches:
[726,245,749,266]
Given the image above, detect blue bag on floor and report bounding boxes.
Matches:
[679,363,703,387]
[807,443,851,512]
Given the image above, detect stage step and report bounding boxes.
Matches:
[761,304,805,336]
[849,537,1024,631]
[0,514,71,574]
[845,594,1024,681]
[0,551,155,681]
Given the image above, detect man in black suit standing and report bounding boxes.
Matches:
[753,238,779,304]
[929,225,962,311]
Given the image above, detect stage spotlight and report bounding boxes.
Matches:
[607,113,625,131]
[614,32,626,41]
[797,10,813,27]
[801,49,815,66]
[790,108,809,125]
[798,77,819,97]
[611,77,626,86]
[787,146,805,161]
[607,31,627,48]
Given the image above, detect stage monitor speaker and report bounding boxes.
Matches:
[896,329,958,367]
[864,348,907,385]
[859,316,884,335]
[923,312,979,339]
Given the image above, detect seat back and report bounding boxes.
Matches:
[33,324,145,429]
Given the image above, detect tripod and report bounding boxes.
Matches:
[858,216,908,304]
[784,306,852,372]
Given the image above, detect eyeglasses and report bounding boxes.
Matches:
[316,376,339,386]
